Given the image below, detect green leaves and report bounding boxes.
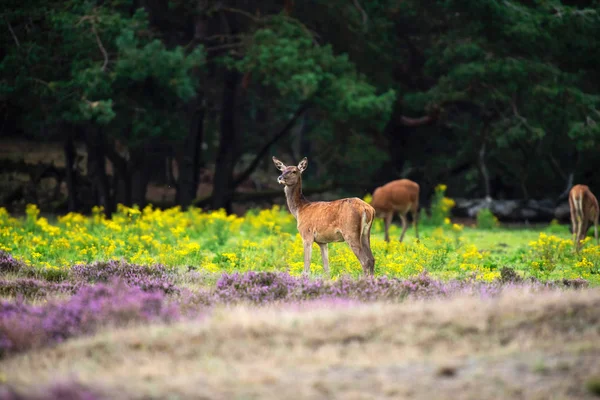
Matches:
[114,30,205,102]
[237,16,395,129]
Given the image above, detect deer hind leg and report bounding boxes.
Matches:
[302,239,313,275]
[412,204,419,239]
[345,236,374,277]
[361,232,375,275]
[569,195,577,250]
[384,212,393,242]
[318,243,330,276]
[595,216,599,246]
[577,219,589,252]
[399,213,409,243]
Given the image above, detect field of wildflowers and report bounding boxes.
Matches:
[0,185,599,284]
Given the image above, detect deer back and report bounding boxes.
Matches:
[372,179,419,213]
[297,198,374,243]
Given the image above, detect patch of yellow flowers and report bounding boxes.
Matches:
[1,203,598,283]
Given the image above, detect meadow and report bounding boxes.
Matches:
[1,187,600,399]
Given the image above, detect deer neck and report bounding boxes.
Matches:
[284,180,308,219]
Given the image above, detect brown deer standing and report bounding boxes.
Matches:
[371,179,420,242]
[272,156,376,276]
[569,184,599,251]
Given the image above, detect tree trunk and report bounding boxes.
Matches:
[176,97,205,208]
[84,126,112,216]
[130,145,150,207]
[478,123,492,199]
[211,68,241,212]
[63,130,78,212]
[106,135,131,207]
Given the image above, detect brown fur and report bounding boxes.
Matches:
[273,156,375,276]
[371,179,420,242]
[569,184,599,252]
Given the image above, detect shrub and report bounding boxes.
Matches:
[424,184,455,226]
[476,208,499,230]
[545,219,567,234]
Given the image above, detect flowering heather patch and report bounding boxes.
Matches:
[70,260,178,294]
[0,381,102,400]
[0,278,81,299]
[207,271,564,305]
[0,278,180,357]
[0,250,25,274]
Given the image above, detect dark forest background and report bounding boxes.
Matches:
[1,0,599,218]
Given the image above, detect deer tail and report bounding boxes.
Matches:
[359,205,375,245]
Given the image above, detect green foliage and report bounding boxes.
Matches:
[476,208,499,230]
[545,219,568,235]
[236,16,395,130]
[422,185,456,227]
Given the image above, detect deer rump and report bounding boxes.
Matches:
[298,198,374,245]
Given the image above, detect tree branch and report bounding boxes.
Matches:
[91,21,109,72]
[233,99,314,187]
[353,0,369,30]
[399,114,435,127]
[5,17,20,48]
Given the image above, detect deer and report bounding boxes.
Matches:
[272,156,376,276]
[569,184,599,252]
[370,179,420,242]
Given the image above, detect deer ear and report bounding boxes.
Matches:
[272,156,287,171]
[297,157,308,172]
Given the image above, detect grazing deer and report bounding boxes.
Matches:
[569,184,599,251]
[371,179,420,242]
[272,156,376,276]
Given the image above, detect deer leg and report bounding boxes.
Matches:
[412,205,419,239]
[318,243,329,276]
[577,219,587,252]
[399,214,409,242]
[361,232,375,276]
[384,213,392,242]
[345,235,374,276]
[303,240,313,275]
[569,195,577,250]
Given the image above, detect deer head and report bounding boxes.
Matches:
[273,156,307,186]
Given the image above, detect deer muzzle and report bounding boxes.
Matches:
[277,175,285,185]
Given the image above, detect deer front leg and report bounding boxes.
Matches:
[303,239,313,275]
[318,243,329,276]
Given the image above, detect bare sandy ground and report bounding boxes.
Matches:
[2,289,600,399]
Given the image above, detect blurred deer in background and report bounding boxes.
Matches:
[272,156,376,276]
[569,184,599,252]
[371,179,420,242]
